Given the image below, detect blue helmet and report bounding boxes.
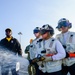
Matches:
[40,24,54,36]
[56,18,72,29]
[33,27,40,34]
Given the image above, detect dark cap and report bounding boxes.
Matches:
[33,27,40,34]
[5,28,12,32]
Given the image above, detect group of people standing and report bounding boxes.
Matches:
[25,18,75,75]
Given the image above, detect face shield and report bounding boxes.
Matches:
[58,21,68,28]
[33,30,40,34]
[56,18,72,29]
[40,29,49,35]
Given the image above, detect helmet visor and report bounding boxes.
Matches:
[33,30,40,34]
[58,21,68,28]
[40,29,49,35]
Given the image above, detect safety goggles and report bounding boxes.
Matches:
[57,21,68,28]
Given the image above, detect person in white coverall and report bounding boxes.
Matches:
[56,18,75,75]
[29,27,41,75]
[35,24,66,75]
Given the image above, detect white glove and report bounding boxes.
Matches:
[37,61,42,66]
[43,56,53,62]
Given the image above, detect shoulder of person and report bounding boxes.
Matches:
[37,38,43,43]
[26,45,30,48]
[32,38,39,44]
[31,38,35,43]
[69,31,75,36]
[50,37,60,43]
[33,38,36,41]
[12,37,19,43]
[12,37,18,41]
[0,38,6,42]
[0,38,6,46]
[55,33,61,38]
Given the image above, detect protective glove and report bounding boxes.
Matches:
[37,61,42,66]
[43,56,53,62]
